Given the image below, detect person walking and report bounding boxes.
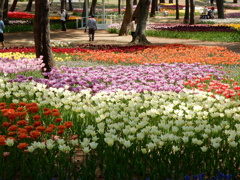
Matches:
[129,16,137,41]
[85,15,97,41]
[0,15,5,49]
[60,7,67,31]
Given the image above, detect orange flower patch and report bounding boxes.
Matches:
[17,120,28,126]
[1,102,75,152]
[36,126,45,131]
[8,125,18,131]
[0,102,6,109]
[45,127,54,133]
[64,121,74,128]
[2,122,11,127]
[33,114,41,120]
[30,130,41,139]
[0,135,6,145]
[17,142,28,149]
[72,44,240,65]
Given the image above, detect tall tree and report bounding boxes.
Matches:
[10,0,18,12]
[82,0,89,24]
[150,0,156,17]
[184,0,189,23]
[132,0,140,18]
[25,0,33,12]
[34,0,55,75]
[61,0,66,9]
[119,0,133,35]
[216,0,224,18]
[68,0,73,11]
[189,0,195,25]
[176,0,179,19]
[0,0,5,15]
[3,0,9,24]
[155,0,158,11]
[90,0,97,16]
[118,0,121,14]
[131,0,150,44]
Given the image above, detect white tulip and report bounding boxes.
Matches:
[27,146,35,153]
[57,139,66,145]
[5,138,14,146]
[201,146,208,152]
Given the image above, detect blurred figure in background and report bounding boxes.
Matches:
[203,5,209,19]
[85,15,97,41]
[60,7,67,31]
[0,15,5,49]
[129,16,137,41]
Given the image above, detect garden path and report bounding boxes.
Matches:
[4,29,240,54]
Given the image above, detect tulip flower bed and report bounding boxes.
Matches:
[0,55,44,77]
[159,4,185,10]
[225,12,240,19]
[0,44,240,179]
[224,4,240,10]
[108,23,240,42]
[147,24,237,32]
[0,102,79,179]
[8,12,34,19]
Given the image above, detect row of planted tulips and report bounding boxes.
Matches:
[108,23,240,32]
[1,44,240,65]
[7,11,79,21]
[0,44,240,179]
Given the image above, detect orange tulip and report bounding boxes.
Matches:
[17,142,28,149]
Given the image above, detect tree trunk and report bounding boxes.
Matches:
[131,0,150,44]
[216,0,224,18]
[90,0,97,16]
[233,0,238,3]
[119,0,133,36]
[184,0,189,23]
[25,0,33,12]
[34,0,55,75]
[169,0,173,3]
[176,0,179,19]
[133,0,137,5]
[160,0,165,3]
[0,0,5,16]
[189,0,194,25]
[10,0,18,12]
[61,0,66,9]
[132,0,140,18]
[82,0,89,24]
[150,0,156,17]
[118,0,121,14]
[3,0,9,24]
[155,0,158,11]
[68,0,73,11]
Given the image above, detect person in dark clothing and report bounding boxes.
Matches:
[0,15,5,49]
[59,8,67,31]
[210,0,214,6]
[84,15,97,41]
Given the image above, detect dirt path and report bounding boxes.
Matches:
[4,29,240,54]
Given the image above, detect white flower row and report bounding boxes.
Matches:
[29,40,71,47]
[1,78,240,153]
[199,18,240,24]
